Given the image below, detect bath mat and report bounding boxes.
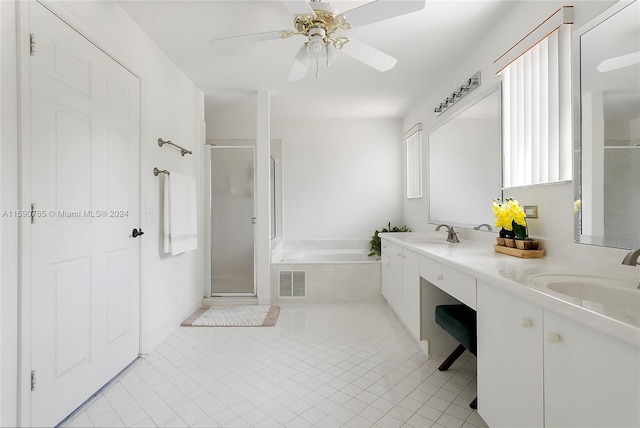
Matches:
[181,305,280,327]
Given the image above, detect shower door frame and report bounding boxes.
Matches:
[205,143,257,297]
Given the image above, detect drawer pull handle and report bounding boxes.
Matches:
[436,274,444,280]
[520,318,533,328]
[546,332,561,343]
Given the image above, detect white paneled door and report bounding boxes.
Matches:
[28,3,140,426]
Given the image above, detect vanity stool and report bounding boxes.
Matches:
[435,304,478,409]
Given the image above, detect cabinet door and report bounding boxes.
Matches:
[477,282,544,427]
[380,240,395,302]
[544,311,640,428]
[402,249,421,340]
[381,240,403,313]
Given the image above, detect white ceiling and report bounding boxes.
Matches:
[117,0,514,120]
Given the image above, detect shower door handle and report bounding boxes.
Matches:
[251,217,256,225]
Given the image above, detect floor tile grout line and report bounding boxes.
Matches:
[61,303,487,428]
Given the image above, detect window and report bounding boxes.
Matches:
[496,7,573,188]
[405,124,422,198]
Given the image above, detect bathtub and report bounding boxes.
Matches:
[273,248,375,263]
[270,240,382,304]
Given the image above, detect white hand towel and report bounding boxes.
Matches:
[163,171,197,255]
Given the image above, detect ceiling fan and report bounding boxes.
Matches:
[209,0,426,81]
[597,51,640,72]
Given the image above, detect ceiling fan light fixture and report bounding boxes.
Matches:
[307,36,326,58]
[307,28,327,59]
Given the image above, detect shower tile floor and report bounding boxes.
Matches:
[61,303,488,428]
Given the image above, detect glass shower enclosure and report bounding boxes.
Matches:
[209,146,255,295]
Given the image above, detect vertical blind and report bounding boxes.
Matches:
[500,25,572,188]
[405,125,422,198]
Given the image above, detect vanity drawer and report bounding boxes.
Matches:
[420,258,476,309]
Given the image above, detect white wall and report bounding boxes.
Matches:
[402,0,636,266]
[206,94,257,139]
[632,117,640,144]
[1,1,205,425]
[0,2,9,424]
[272,118,404,240]
[207,111,405,242]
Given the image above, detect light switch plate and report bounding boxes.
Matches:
[147,209,156,225]
[524,205,538,218]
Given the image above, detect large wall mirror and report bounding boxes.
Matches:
[575,0,640,249]
[428,85,502,230]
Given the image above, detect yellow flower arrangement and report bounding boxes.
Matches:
[493,198,528,239]
[573,199,582,214]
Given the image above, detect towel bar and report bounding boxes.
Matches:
[158,138,192,156]
[153,167,169,176]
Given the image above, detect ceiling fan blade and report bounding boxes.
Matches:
[287,46,310,81]
[210,30,288,47]
[281,0,316,16]
[597,51,640,72]
[341,0,425,28]
[327,44,341,67]
[339,38,397,72]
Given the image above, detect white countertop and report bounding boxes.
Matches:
[381,232,640,346]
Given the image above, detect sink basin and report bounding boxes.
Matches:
[526,273,636,290]
[526,273,640,327]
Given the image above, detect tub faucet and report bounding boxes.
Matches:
[435,224,459,243]
[621,249,640,289]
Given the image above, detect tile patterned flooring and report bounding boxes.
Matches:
[61,303,488,428]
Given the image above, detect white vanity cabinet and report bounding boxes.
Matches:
[477,281,544,427]
[381,240,403,315]
[381,239,421,341]
[401,249,421,340]
[420,256,476,309]
[543,311,640,428]
[478,280,640,428]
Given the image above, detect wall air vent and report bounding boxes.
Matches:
[279,270,306,298]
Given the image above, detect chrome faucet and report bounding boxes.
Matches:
[621,249,640,289]
[622,249,640,266]
[436,224,459,243]
[473,223,493,231]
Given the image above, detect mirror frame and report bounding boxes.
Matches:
[573,0,639,249]
[428,83,503,231]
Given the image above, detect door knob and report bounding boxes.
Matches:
[132,228,144,238]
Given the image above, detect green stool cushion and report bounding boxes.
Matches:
[435,304,477,355]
